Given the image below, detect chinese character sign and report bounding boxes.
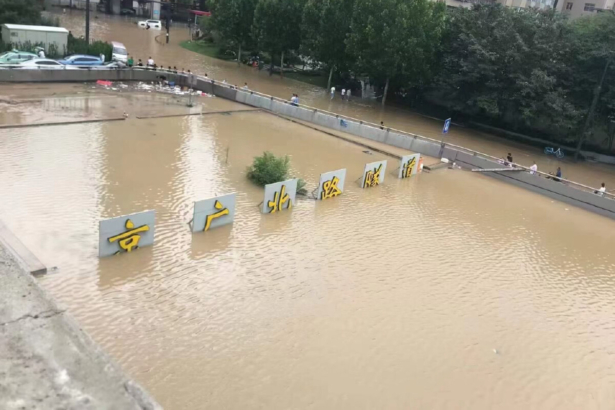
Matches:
[99,210,155,257]
[317,169,347,200]
[361,160,387,189]
[192,193,237,233]
[398,154,421,179]
[262,179,298,214]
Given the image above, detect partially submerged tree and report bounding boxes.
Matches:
[253,0,303,77]
[302,0,355,90]
[437,6,580,138]
[347,0,446,106]
[210,0,257,65]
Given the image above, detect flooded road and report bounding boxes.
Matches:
[53,10,615,191]
[1,87,615,409]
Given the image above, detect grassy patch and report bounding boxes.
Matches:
[179,40,234,60]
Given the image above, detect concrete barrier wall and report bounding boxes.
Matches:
[452,151,615,219]
[0,68,164,83]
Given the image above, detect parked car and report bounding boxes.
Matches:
[138,19,162,30]
[120,8,136,15]
[0,51,38,64]
[58,55,104,66]
[16,59,77,69]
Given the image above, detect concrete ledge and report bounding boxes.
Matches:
[0,220,46,275]
[0,243,162,410]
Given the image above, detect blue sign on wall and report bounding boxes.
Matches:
[443,118,451,134]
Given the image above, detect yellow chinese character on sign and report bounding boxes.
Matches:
[402,157,417,179]
[268,185,293,213]
[321,176,342,200]
[108,219,150,253]
[204,200,229,231]
[363,164,382,188]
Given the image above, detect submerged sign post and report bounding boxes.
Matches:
[398,154,421,179]
[99,210,156,257]
[361,160,387,188]
[317,169,347,200]
[262,179,298,214]
[192,193,237,232]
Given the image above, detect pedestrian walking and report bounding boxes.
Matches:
[127,55,134,67]
[330,86,335,99]
[147,56,154,67]
[341,89,346,100]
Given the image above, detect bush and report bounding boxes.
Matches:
[247,151,290,186]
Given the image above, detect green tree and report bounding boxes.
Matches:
[0,0,42,27]
[567,12,615,157]
[302,0,355,90]
[347,0,446,106]
[253,0,303,77]
[437,5,581,139]
[211,0,257,65]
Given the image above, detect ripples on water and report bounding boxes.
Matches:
[1,95,615,409]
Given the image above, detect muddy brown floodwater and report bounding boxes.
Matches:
[1,85,615,410]
[53,10,615,191]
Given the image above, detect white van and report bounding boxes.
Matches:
[111,41,128,63]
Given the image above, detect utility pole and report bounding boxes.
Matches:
[85,0,90,44]
[574,57,611,161]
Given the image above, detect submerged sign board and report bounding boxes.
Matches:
[99,210,155,257]
[192,193,237,232]
[262,179,298,214]
[361,160,387,188]
[399,154,421,179]
[317,169,347,200]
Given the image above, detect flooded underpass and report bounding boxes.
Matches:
[1,85,615,409]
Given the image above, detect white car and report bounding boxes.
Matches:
[16,59,78,69]
[138,19,162,30]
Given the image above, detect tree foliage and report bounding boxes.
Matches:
[302,0,354,72]
[253,0,303,73]
[437,6,581,136]
[210,0,257,62]
[347,0,446,105]
[0,0,44,28]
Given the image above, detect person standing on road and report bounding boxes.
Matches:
[330,86,335,99]
[506,153,513,164]
[530,161,538,175]
[341,88,346,100]
[127,55,134,67]
[147,56,154,67]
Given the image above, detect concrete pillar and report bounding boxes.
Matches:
[111,0,121,14]
[151,1,161,19]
